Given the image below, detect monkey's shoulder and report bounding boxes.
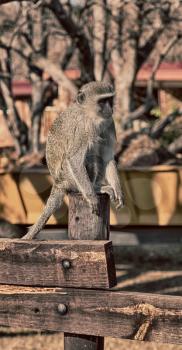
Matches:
[48,104,84,135]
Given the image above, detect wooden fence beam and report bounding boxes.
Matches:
[0,286,181,345]
[0,239,116,288]
[65,193,111,349]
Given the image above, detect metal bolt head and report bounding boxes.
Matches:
[57,303,67,315]
[62,259,71,269]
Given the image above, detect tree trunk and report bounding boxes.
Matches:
[30,73,44,153]
[110,0,139,138]
[93,0,106,81]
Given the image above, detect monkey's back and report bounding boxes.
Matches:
[46,104,86,182]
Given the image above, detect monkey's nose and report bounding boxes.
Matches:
[106,101,113,113]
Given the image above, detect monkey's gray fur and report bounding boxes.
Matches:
[23,81,124,239]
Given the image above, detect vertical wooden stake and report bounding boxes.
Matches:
[64,193,110,350]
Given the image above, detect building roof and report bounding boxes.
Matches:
[12,69,81,97]
[12,63,182,97]
[136,63,182,87]
[12,80,32,97]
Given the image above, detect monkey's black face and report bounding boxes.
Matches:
[97,97,113,118]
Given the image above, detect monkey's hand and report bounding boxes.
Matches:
[104,160,125,210]
[100,185,115,202]
[114,189,124,209]
[100,185,124,209]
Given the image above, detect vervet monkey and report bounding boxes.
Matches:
[23,81,124,239]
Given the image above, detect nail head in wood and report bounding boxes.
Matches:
[62,259,71,270]
[57,303,68,315]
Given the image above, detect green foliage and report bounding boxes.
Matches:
[150,107,161,118]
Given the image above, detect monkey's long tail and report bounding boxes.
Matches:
[22,185,65,240]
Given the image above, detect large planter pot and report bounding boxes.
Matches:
[110,165,182,226]
[0,165,181,226]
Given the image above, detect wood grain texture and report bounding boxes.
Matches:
[0,286,181,345]
[66,193,111,350]
[68,193,110,240]
[0,239,116,288]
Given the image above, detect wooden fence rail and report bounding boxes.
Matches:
[0,239,116,288]
[0,286,181,344]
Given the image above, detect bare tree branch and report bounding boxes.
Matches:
[123,34,181,128]
[123,99,156,127]
[147,34,181,97]
[44,0,94,82]
[32,56,78,96]
[168,135,182,154]
[61,41,76,70]
[0,39,77,96]
[151,110,182,139]
[137,29,164,70]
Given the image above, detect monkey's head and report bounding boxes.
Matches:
[76,82,115,119]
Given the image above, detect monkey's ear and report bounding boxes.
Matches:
[77,92,86,104]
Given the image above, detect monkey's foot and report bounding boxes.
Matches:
[22,226,38,240]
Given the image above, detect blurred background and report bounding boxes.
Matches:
[0,0,182,227]
[0,1,182,349]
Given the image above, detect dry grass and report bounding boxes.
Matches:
[0,333,182,350]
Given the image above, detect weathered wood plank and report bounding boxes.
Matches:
[0,239,116,288]
[68,193,110,240]
[0,286,181,345]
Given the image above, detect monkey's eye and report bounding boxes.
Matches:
[98,97,113,109]
[98,100,105,109]
[77,92,86,104]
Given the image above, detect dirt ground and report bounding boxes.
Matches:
[0,332,182,350]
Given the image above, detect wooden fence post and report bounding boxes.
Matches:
[64,193,110,350]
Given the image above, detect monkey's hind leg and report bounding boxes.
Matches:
[22,185,65,240]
